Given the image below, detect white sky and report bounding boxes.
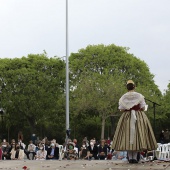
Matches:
[0,0,170,93]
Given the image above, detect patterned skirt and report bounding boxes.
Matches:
[112,111,157,151]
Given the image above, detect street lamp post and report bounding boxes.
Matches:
[65,0,70,142]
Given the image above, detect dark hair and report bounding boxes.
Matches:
[127,83,135,90]
[82,141,86,145]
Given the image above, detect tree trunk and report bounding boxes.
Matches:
[101,117,106,140]
[26,116,37,134]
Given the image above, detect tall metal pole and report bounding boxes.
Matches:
[66,0,69,133]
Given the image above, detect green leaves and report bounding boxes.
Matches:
[69,44,162,139]
[0,53,66,139]
[0,44,166,141]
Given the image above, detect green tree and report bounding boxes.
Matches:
[0,53,65,141]
[70,72,124,139]
[69,44,162,139]
[160,83,170,131]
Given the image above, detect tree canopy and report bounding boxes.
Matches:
[0,53,66,141]
[69,44,163,139]
[0,44,167,142]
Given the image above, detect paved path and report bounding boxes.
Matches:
[0,160,170,170]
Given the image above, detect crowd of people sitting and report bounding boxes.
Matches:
[0,135,155,161]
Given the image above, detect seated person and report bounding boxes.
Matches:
[17,139,27,155]
[139,149,147,160]
[146,150,154,160]
[10,144,25,160]
[35,144,47,160]
[73,139,80,158]
[27,140,36,160]
[9,142,16,152]
[1,139,11,160]
[113,150,127,160]
[46,141,59,160]
[18,139,26,150]
[87,139,98,160]
[11,139,15,144]
[98,139,108,160]
[0,144,2,160]
[79,141,88,159]
[64,141,78,160]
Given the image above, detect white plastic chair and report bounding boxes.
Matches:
[155,144,163,159]
[58,145,63,160]
[157,143,161,146]
[158,144,169,160]
[167,143,170,159]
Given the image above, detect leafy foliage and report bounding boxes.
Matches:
[0,53,66,142]
[0,44,166,142]
[69,44,163,139]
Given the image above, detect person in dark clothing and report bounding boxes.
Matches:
[46,143,59,160]
[1,140,11,160]
[98,140,108,160]
[160,130,165,144]
[31,134,37,144]
[10,144,25,160]
[164,129,170,143]
[79,141,88,159]
[73,139,80,158]
[87,139,98,160]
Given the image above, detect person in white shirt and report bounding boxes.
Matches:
[27,140,36,160]
[10,144,25,160]
[35,144,47,160]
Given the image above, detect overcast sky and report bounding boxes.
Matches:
[0,0,170,93]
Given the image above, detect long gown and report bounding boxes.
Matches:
[112,91,157,151]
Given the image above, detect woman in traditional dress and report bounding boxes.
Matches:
[112,80,157,163]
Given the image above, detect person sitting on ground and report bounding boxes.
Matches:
[98,139,108,160]
[46,140,59,160]
[35,144,47,160]
[10,143,25,160]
